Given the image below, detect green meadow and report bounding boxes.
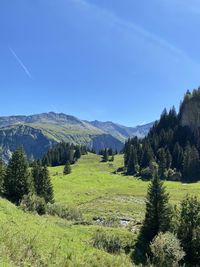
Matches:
[1,153,200,266]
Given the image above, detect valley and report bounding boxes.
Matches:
[0,153,200,266]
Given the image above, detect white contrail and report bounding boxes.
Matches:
[9,47,32,79]
[71,0,191,58]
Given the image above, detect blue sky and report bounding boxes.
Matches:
[1,0,200,126]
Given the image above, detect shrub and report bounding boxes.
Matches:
[140,167,154,179]
[92,229,134,254]
[150,232,185,267]
[164,169,182,181]
[92,230,122,254]
[47,203,83,221]
[20,194,47,215]
[63,161,71,175]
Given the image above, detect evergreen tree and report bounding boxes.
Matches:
[182,143,192,180]
[166,149,172,169]
[74,147,81,160]
[140,143,154,168]
[177,196,200,265]
[102,149,109,162]
[182,144,200,181]
[172,142,184,171]
[157,148,167,178]
[110,155,114,162]
[42,142,82,167]
[0,159,5,194]
[108,148,113,156]
[32,161,43,195]
[41,166,54,203]
[127,146,138,175]
[190,146,200,181]
[32,163,54,203]
[69,148,75,163]
[134,173,171,262]
[63,161,71,175]
[4,148,31,204]
[124,139,132,166]
[123,88,200,181]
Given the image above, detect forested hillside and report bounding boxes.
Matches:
[124,88,200,181]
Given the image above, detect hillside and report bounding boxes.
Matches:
[1,153,200,266]
[0,112,152,161]
[124,88,200,182]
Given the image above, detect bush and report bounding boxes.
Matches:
[92,230,122,254]
[164,169,182,181]
[150,232,185,267]
[92,229,134,254]
[20,194,47,215]
[140,167,153,179]
[47,203,83,221]
[63,161,71,175]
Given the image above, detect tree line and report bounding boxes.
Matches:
[0,141,87,205]
[42,142,87,166]
[99,148,116,162]
[0,148,54,204]
[124,89,200,182]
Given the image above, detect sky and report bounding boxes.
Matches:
[1,0,200,126]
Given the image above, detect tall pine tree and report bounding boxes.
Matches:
[42,166,54,203]
[127,146,138,175]
[63,161,71,175]
[134,173,171,263]
[0,159,5,194]
[157,148,167,178]
[32,163,54,203]
[177,196,200,265]
[4,148,31,204]
[102,149,109,162]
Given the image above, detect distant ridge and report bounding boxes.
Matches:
[0,112,153,161]
[89,120,154,141]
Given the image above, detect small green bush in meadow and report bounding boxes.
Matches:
[150,232,185,267]
[92,229,134,254]
[47,203,83,221]
[20,193,47,215]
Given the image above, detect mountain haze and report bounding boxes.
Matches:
[0,112,153,161]
[90,120,154,142]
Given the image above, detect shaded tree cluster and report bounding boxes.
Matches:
[1,148,54,204]
[101,148,115,162]
[124,89,200,182]
[42,142,87,167]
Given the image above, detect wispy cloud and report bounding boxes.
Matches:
[9,47,32,79]
[71,0,188,58]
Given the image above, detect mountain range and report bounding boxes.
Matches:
[0,112,153,161]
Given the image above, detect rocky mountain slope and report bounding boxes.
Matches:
[180,91,200,130]
[89,121,153,142]
[0,112,153,161]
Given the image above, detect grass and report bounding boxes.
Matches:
[51,153,200,222]
[1,153,200,266]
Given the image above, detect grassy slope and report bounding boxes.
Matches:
[1,153,200,266]
[27,122,103,144]
[52,153,200,222]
